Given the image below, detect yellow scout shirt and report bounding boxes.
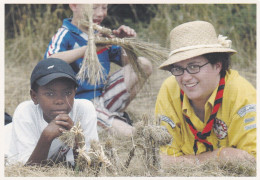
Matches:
[155,70,256,157]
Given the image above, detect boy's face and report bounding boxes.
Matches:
[30,78,76,123]
[92,4,108,25]
[71,4,108,25]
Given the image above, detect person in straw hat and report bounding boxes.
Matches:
[155,21,256,165]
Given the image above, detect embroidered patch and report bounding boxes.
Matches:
[213,118,228,139]
[244,117,255,124]
[245,124,256,131]
[159,115,176,129]
[237,104,256,117]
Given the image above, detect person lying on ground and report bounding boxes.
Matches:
[155,21,256,165]
[6,58,98,166]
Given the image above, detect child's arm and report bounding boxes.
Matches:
[49,46,87,64]
[26,114,73,165]
[112,25,137,66]
[49,45,110,64]
[48,25,136,65]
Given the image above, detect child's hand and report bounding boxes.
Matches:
[43,114,74,141]
[112,25,137,38]
[54,114,74,131]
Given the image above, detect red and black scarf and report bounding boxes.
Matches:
[180,76,225,155]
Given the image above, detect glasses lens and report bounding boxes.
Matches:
[187,65,200,74]
[171,67,183,76]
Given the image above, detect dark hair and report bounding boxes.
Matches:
[203,53,231,77]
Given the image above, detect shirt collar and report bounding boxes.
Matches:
[62,18,83,35]
[182,85,218,115]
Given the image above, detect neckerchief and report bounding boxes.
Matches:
[180,76,225,155]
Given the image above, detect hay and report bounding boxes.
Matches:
[81,20,112,36]
[77,4,105,86]
[77,9,169,85]
[58,121,85,149]
[95,36,169,64]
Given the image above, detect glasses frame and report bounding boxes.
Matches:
[170,62,210,76]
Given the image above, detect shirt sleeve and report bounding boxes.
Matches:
[76,99,99,151]
[109,45,122,66]
[44,28,70,58]
[8,102,40,164]
[155,78,184,157]
[226,80,256,157]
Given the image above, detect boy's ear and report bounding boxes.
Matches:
[30,89,38,105]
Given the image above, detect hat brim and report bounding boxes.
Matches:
[159,47,237,71]
[36,73,78,87]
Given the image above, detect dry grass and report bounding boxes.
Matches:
[5,125,256,177]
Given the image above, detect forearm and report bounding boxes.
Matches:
[49,45,109,64]
[26,131,53,165]
[161,147,255,166]
[49,46,87,64]
[121,48,129,66]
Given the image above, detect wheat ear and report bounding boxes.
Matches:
[77,4,105,86]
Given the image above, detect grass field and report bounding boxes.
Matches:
[4,4,256,177]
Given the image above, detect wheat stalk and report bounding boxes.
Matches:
[58,121,85,149]
[78,14,169,85]
[95,36,169,64]
[77,4,105,86]
[81,20,112,36]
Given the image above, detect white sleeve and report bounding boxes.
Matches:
[75,99,99,150]
[7,101,42,164]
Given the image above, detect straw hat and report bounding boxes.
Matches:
[159,21,237,70]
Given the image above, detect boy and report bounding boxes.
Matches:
[155,21,256,165]
[44,4,152,136]
[6,58,98,165]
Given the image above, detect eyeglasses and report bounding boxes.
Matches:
[170,62,210,76]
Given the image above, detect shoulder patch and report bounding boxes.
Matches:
[237,104,256,117]
[244,117,255,124]
[244,124,256,131]
[159,115,176,129]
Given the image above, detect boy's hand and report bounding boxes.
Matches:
[43,114,74,141]
[113,25,137,38]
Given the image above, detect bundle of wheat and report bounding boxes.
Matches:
[77,4,105,86]
[95,36,169,64]
[77,6,169,85]
[58,121,85,149]
[81,20,112,36]
[59,122,117,176]
[95,36,169,82]
[122,115,172,170]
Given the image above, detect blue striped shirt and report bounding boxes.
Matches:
[44,18,122,100]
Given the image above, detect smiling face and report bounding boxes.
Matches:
[174,55,222,104]
[70,4,108,26]
[30,78,76,123]
[92,4,108,25]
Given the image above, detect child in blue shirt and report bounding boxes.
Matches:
[44,4,152,136]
